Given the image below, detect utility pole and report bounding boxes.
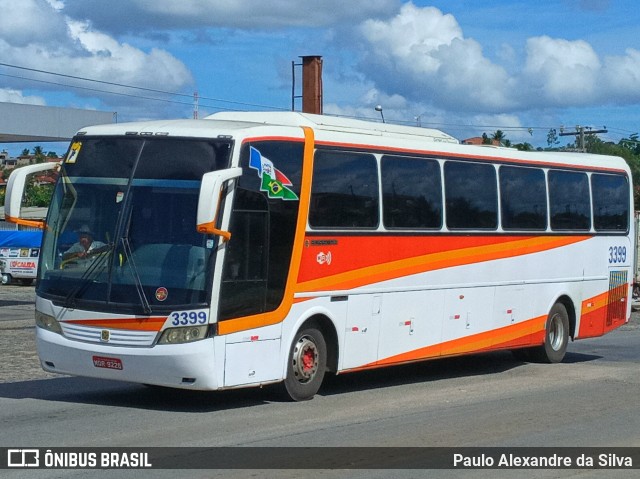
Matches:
[559,125,608,152]
[193,91,199,119]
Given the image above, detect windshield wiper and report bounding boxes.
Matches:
[63,243,114,309]
[121,236,152,315]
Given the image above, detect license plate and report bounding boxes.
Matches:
[92,355,123,370]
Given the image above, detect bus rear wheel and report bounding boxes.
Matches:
[531,302,570,363]
[283,327,327,401]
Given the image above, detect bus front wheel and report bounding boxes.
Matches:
[531,302,570,363]
[283,327,327,401]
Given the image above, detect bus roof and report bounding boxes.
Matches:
[206,111,460,144]
[75,112,629,173]
[76,112,458,144]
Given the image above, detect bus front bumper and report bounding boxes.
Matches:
[36,328,220,390]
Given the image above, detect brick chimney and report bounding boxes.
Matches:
[301,56,323,114]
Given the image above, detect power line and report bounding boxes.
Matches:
[0,72,194,107]
[559,126,608,152]
[0,61,286,112]
[0,61,192,98]
[1,62,635,139]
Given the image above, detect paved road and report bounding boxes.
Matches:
[0,283,36,320]
[1,285,639,479]
[0,284,55,383]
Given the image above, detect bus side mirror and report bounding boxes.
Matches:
[196,167,242,242]
[4,162,59,229]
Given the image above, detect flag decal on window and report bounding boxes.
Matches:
[249,147,299,200]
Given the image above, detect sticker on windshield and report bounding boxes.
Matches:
[155,287,168,302]
[249,147,298,200]
[66,141,82,163]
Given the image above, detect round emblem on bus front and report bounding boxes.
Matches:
[155,287,168,302]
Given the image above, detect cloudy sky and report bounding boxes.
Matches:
[1,0,639,154]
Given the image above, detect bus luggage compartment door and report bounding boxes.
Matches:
[341,294,381,370]
[224,337,282,387]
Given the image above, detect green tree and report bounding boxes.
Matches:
[619,133,640,155]
[24,182,54,206]
[491,130,506,146]
[33,146,45,164]
[547,128,560,148]
[1,164,56,208]
[514,142,533,151]
[585,135,640,208]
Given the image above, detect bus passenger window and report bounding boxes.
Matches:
[309,151,379,229]
[499,166,547,230]
[592,173,629,231]
[445,161,498,230]
[549,170,591,231]
[382,156,442,229]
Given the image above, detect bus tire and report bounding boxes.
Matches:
[531,302,570,363]
[1,273,11,285]
[283,327,327,401]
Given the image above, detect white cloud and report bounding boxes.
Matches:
[520,37,640,107]
[523,36,601,105]
[0,0,69,47]
[354,4,640,116]
[65,19,192,89]
[44,0,64,10]
[360,4,462,71]
[361,88,408,110]
[602,48,640,103]
[0,88,46,105]
[62,0,400,32]
[356,4,514,113]
[3,0,640,137]
[0,0,193,113]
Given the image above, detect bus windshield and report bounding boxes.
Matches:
[38,137,232,314]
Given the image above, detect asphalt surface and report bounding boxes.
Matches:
[1,282,639,384]
[0,284,57,383]
[1,284,640,479]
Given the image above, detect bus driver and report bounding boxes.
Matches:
[62,225,106,263]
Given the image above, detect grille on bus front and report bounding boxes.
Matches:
[61,323,157,347]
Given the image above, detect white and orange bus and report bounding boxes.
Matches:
[5,112,634,400]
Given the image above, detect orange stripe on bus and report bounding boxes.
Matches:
[578,286,630,338]
[65,317,167,331]
[581,290,610,314]
[219,230,590,335]
[297,235,588,293]
[367,314,548,368]
[349,285,626,372]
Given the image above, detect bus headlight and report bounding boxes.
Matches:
[158,326,208,345]
[35,311,62,334]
